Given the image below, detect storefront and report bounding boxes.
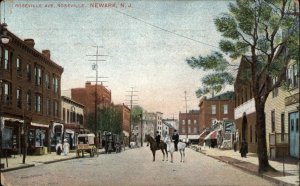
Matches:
[28,122,49,155]
[1,117,24,157]
[50,122,64,152]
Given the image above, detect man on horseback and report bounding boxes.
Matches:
[172,130,179,151]
[155,131,161,148]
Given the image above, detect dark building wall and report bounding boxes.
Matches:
[178,111,200,136]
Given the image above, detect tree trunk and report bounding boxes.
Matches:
[255,101,276,173]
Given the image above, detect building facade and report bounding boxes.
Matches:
[61,96,84,150]
[234,57,257,153]
[115,103,131,146]
[0,31,63,155]
[71,81,111,128]
[178,110,201,143]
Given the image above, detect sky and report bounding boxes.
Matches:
[4,0,233,119]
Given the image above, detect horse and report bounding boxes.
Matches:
[145,134,168,162]
[165,136,186,163]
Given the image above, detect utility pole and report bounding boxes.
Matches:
[87,46,108,150]
[125,87,138,146]
[184,91,188,142]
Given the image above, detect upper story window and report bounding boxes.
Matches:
[188,119,191,125]
[182,120,185,125]
[53,76,59,94]
[45,73,50,89]
[194,120,197,124]
[4,49,9,70]
[287,63,298,89]
[53,100,59,117]
[26,91,31,111]
[223,104,228,114]
[46,99,51,116]
[16,58,22,76]
[16,89,22,108]
[35,94,42,113]
[35,66,42,86]
[0,81,11,104]
[26,64,31,81]
[211,105,216,115]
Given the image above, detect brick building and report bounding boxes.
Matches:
[71,81,111,127]
[199,92,235,130]
[0,30,63,155]
[115,103,131,145]
[178,110,200,143]
[234,56,257,153]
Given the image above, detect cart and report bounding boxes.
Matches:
[76,133,97,157]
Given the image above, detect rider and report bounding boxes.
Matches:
[155,131,161,148]
[172,129,179,151]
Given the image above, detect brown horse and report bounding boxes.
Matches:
[145,134,168,162]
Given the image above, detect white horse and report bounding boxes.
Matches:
[165,136,186,163]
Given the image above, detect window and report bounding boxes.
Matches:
[182,120,185,125]
[26,91,31,111]
[271,110,275,132]
[53,77,59,93]
[54,101,59,117]
[211,105,216,114]
[182,128,185,133]
[193,127,197,133]
[26,64,31,81]
[188,127,191,134]
[272,77,278,98]
[45,73,50,89]
[3,82,10,104]
[46,99,51,116]
[4,49,9,70]
[281,113,285,141]
[35,94,42,113]
[194,120,197,125]
[16,58,22,75]
[35,66,42,85]
[188,119,191,125]
[16,89,22,108]
[223,104,228,114]
[287,64,299,89]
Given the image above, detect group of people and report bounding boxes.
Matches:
[155,129,179,151]
[55,139,70,156]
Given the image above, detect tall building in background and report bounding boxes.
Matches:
[179,110,200,143]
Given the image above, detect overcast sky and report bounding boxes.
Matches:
[5,0,233,119]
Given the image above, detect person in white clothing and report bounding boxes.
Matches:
[63,139,70,155]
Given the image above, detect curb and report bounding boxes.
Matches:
[198,150,294,186]
[43,156,78,164]
[2,164,35,172]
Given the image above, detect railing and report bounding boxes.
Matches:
[269,133,288,146]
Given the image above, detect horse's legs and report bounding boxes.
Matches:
[152,150,156,162]
[171,152,173,163]
[183,149,185,162]
[180,150,182,162]
[161,149,165,161]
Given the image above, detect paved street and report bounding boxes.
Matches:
[4,147,273,186]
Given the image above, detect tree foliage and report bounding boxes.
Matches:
[131,105,143,123]
[186,0,298,172]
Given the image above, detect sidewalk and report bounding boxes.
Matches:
[1,151,78,172]
[191,145,299,186]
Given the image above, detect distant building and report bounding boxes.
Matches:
[71,81,111,128]
[0,31,63,155]
[115,103,131,145]
[143,112,156,137]
[178,110,200,143]
[61,96,84,150]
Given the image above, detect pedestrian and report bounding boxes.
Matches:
[56,140,62,155]
[240,138,248,158]
[233,140,237,152]
[63,139,70,156]
[155,131,161,148]
[172,130,179,151]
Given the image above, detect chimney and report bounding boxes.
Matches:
[85,81,91,87]
[24,39,35,48]
[42,50,51,59]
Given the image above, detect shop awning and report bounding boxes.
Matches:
[2,117,24,123]
[204,131,218,140]
[198,130,207,139]
[31,122,49,128]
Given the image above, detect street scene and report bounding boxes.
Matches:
[0,0,300,186]
[4,147,274,186]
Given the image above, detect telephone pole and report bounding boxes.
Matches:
[125,87,138,146]
[86,46,108,139]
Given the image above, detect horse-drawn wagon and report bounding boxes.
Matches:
[76,133,97,157]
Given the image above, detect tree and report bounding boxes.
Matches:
[186,0,298,173]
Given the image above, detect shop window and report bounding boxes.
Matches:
[2,127,13,149]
